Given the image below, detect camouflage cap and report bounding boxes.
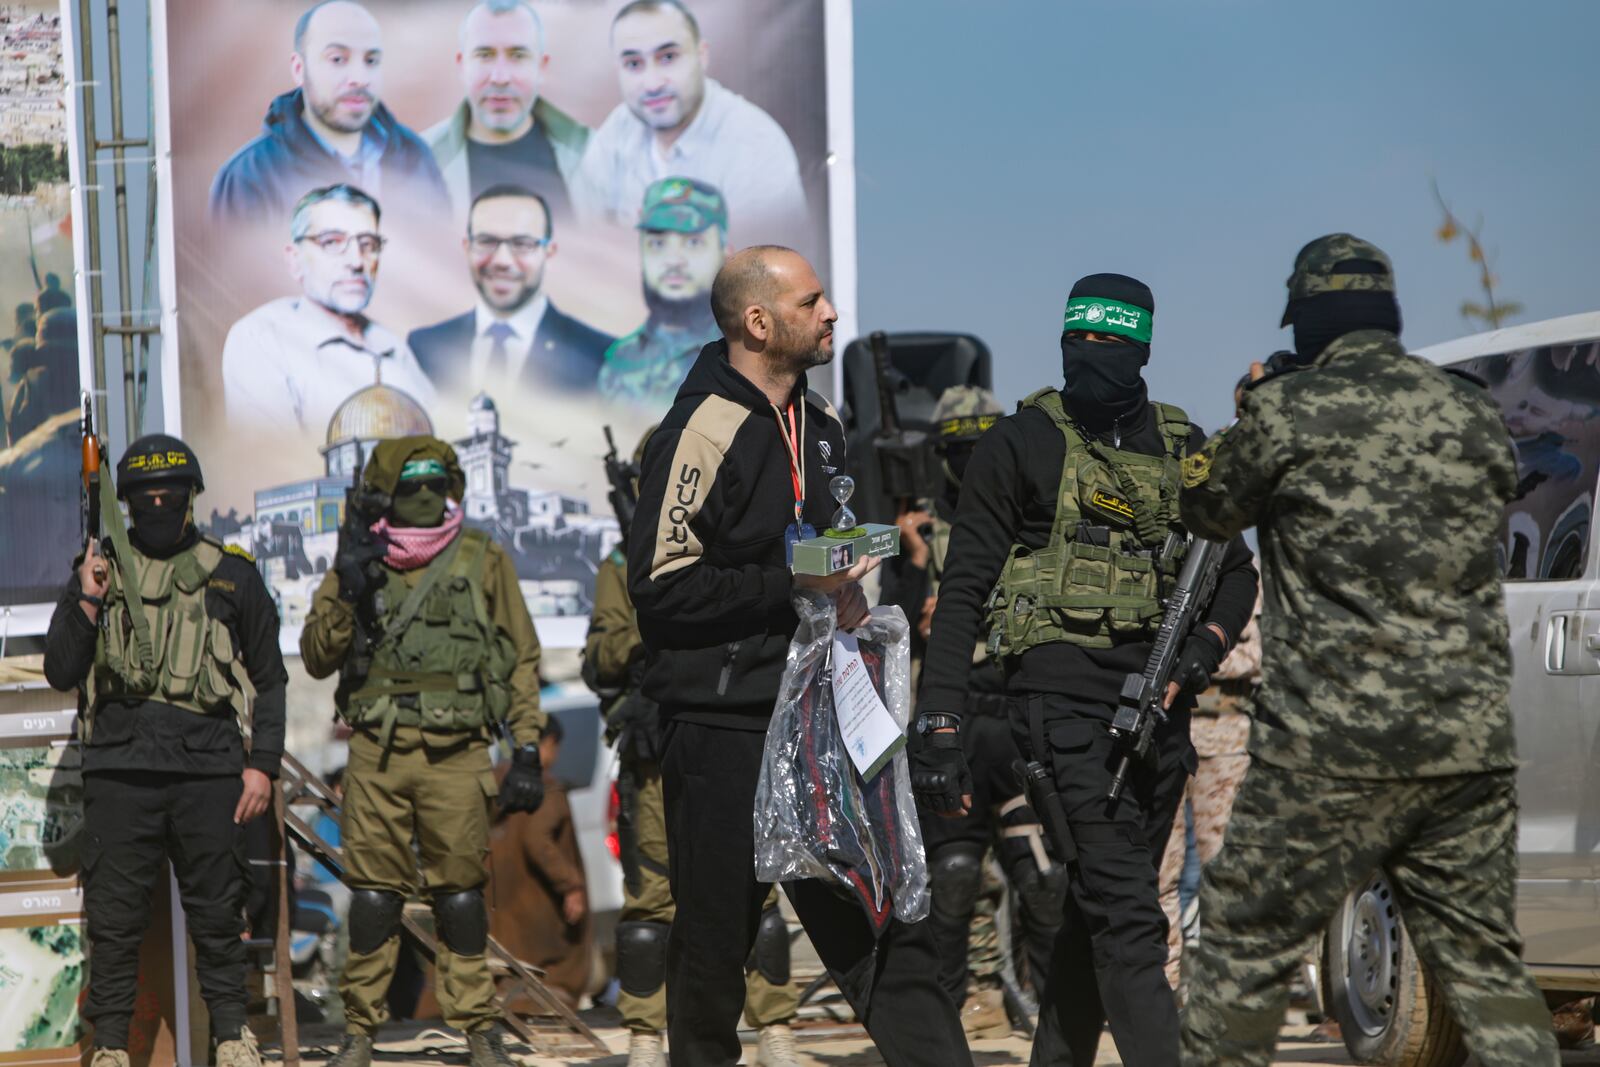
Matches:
[362,435,466,501]
[637,177,728,235]
[1282,233,1395,325]
[932,385,1003,441]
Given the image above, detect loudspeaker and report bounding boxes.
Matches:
[840,332,992,525]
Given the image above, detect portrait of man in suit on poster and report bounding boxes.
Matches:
[407,184,615,396]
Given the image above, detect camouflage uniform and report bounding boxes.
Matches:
[1159,597,1258,989]
[1176,235,1557,1067]
[597,177,726,409]
[599,324,720,408]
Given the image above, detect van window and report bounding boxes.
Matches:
[1451,341,1600,581]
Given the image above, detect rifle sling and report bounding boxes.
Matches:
[98,472,156,674]
[376,531,467,647]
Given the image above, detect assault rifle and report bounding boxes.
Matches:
[868,332,942,514]
[79,392,102,550]
[601,425,639,541]
[333,448,389,712]
[1106,536,1228,801]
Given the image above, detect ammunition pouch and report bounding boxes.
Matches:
[987,391,1190,656]
[342,530,515,745]
[87,536,255,734]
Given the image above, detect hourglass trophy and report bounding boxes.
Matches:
[789,474,903,575]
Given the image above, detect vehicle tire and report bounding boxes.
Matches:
[1323,871,1468,1067]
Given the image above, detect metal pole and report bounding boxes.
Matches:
[76,0,108,437]
[139,133,159,422]
[104,0,140,438]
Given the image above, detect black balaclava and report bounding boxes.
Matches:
[1286,290,1402,363]
[1060,272,1154,434]
[128,487,195,555]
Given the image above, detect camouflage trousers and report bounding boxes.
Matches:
[618,758,796,1034]
[1158,707,1251,989]
[1181,762,1557,1067]
[968,858,1005,987]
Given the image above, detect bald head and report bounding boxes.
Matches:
[711,245,789,339]
[712,246,837,388]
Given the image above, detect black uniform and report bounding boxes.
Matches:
[919,403,1257,1067]
[882,500,1063,1005]
[44,528,287,1050]
[627,342,968,1067]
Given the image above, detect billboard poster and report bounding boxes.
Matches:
[156,0,847,645]
[0,1,80,627]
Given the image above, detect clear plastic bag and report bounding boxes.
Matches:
[753,590,930,931]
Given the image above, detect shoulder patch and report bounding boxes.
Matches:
[1181,450,1213,489]
[223,543,256,562]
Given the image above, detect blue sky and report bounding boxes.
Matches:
[852,0,1600,434]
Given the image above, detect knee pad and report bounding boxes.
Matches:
[432,888,488,956]
[348,889,405,955]
[615,920,669,999]
[998,797,1068,927]
[929,843,984,922]
[1009,858,1068,929]
[748,905,791,986]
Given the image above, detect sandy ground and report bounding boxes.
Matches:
[280,1015,1600,1066]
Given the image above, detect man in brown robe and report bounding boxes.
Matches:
[488,718,593,1006]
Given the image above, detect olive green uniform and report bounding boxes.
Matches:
[303,532,545,1035]
[585,552,796,1034]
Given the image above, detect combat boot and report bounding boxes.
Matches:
[466,1026,521,1067]
[625,1029,665,1067]
[325,1032,374,1067]
[89,1050,130,1067]
[215,1026,261,1067]
[960,986,1010,1040]
[754,1022,799,1066]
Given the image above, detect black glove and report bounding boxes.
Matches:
[1172,627,1227,699]
[910,722,972,815]
[499,743,545,814]
[334,531,387,604]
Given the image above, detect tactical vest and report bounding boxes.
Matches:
[87,536,255,735]
[343,529,516,743]
[986,390,1191,654]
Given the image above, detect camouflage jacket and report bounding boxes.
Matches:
[598,319,718,408]
[1179,330,1519,779]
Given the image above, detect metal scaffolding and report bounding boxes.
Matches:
[72,0,160,456]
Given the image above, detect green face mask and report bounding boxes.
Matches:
[391,461,450,527]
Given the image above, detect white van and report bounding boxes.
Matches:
[1320,312,1600,1065]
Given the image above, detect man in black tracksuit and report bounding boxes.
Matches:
[44,435,287,1066]
[628,246,969,1066]
[913,274,1258,1066]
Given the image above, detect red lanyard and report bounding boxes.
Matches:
[773,401,805,527]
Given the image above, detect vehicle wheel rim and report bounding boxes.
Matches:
[1343,874,1400,1037]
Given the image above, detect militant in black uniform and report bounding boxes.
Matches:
[45,435,288,1067]
[913,275,1258,1066]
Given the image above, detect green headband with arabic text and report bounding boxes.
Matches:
[400,457,448,480]
[1061,296,1152,344]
